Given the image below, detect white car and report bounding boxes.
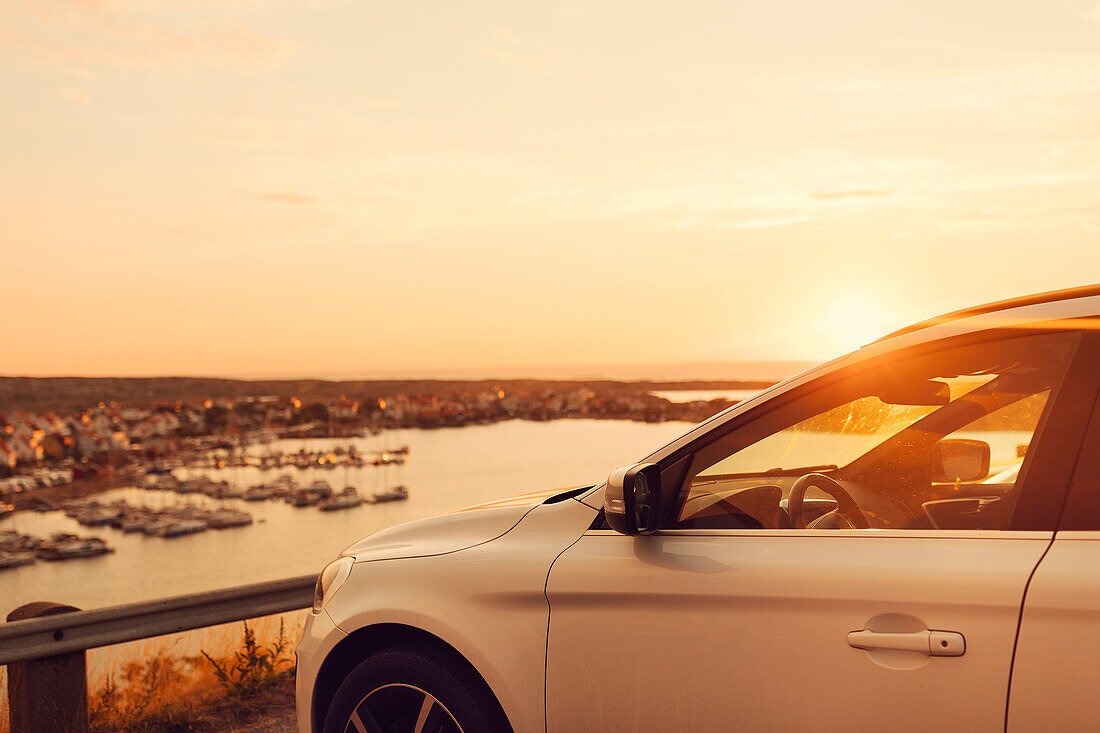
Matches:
[297,285,1100,732]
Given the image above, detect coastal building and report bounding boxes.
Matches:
[331,399,360,421]
[119,407,150,423]
[44,413,71,436]
[0,439,15,469]
[75,429,107,455]
[12,435,41,465]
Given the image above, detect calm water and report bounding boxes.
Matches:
[0,419,694,617]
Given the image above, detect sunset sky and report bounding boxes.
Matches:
[3,0,1098,377]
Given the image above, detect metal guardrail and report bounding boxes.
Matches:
[0,573,317,666]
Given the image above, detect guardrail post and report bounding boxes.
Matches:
[6,602,88,733]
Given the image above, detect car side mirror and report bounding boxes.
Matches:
[932,439,991,483]
[604,462,662,535]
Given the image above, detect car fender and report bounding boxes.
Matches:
[324,497,597,733]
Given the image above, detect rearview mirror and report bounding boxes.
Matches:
[604,462,662,535]
[932,439,991,483]
[877,379,950,406]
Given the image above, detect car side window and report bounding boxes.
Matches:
[673,332,1078,531]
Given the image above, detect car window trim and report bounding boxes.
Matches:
[1008,331,1100,530]
[1051,337,1100,531]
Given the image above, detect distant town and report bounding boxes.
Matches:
[0,377,770,507]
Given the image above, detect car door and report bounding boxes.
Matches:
[1007,340,1100,730]
[546,330,1097,732]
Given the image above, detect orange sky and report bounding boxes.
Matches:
[3,0,1099,377]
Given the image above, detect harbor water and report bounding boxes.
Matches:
[0,418,695,617]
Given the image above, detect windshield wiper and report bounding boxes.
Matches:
[761,464,839,477]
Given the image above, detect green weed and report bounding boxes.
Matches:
[200,619,294,699]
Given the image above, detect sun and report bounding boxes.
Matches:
[820,293,891,353]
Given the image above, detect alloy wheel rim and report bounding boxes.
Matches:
[345,682,463,733]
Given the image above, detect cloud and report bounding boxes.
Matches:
[819,62,1100,119]
[658,216,703,230]
[62,66,96,80]
[48,0,108,8]
[58,87,91,104]
[185,116,291,151]
[933,204,1100,233]
[809,188,896,201]
[477,27,551,76]
[721,215,805,230]
[12,2,294,74]
[358,98,401,111]
[254,193,315,204]
[490,27,522,46]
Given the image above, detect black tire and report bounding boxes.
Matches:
[322,646,512,733]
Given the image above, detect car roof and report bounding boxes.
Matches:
[872,283,1100,345]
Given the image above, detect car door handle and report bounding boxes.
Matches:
[847,629,965,657]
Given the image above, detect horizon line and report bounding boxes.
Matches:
[0,359,819,382]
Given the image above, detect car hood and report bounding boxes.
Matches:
[340,487,577,562]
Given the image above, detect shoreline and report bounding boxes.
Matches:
[5,467,142,513]
[2,416,708,516]
[0,376,774,412]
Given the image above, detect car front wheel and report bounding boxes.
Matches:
[322,647,511,733]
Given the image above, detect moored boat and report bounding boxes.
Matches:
[320,487,362,511]
[290,492,322,507]
[244,485,277,501]
[0,550,35,569]
[370,486,409,504]
[37,535,113,561]
[157,519,208,537]
[206,510,252,529]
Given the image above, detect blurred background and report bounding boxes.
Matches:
[2,1,1098,730]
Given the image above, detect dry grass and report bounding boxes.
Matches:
[89,657,295,731]
[90,620,297,732]
[0,614,303,733]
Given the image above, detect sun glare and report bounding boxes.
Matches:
[820,294,891,353]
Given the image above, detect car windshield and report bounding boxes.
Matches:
[701,375,999,477]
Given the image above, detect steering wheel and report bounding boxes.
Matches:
[788,473,871,529]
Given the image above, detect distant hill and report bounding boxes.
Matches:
[241,361,815,382]
[0,376,777,412]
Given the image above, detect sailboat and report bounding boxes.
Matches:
[370,422,409,504]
